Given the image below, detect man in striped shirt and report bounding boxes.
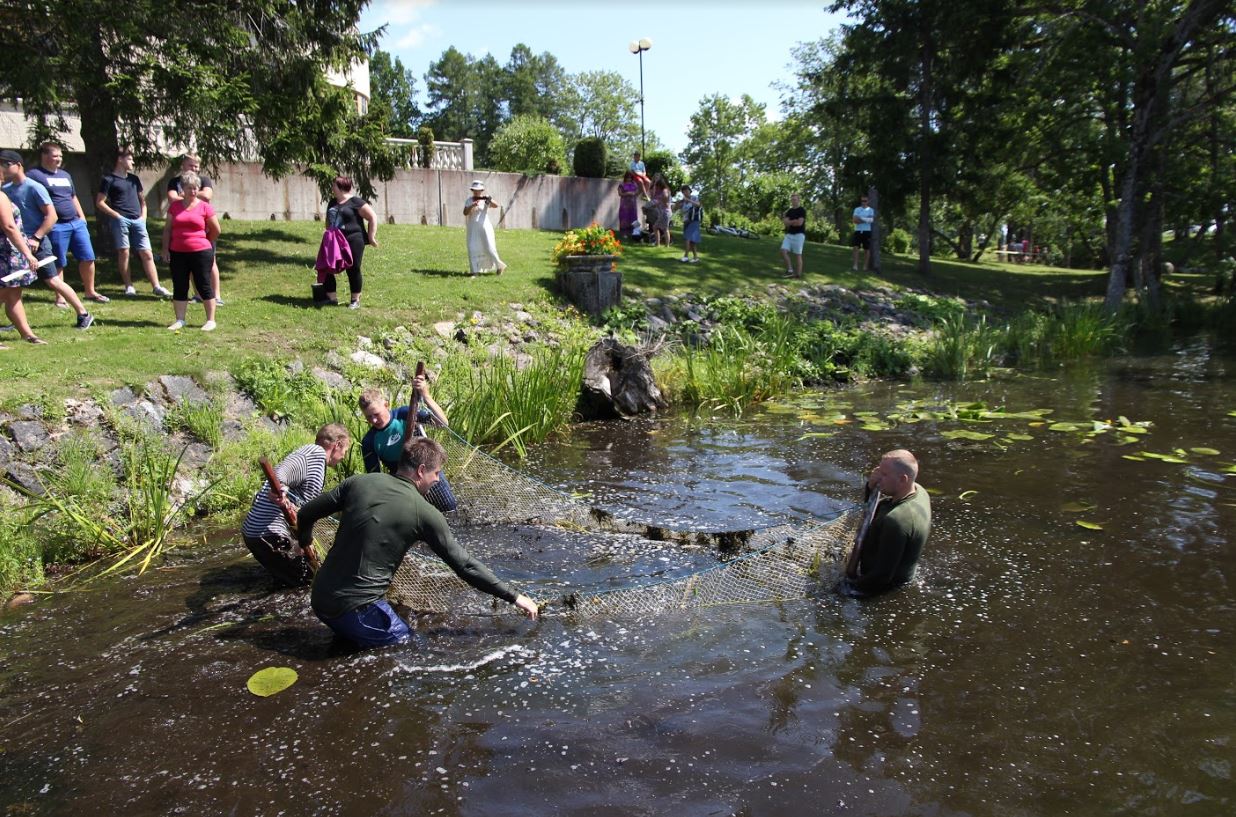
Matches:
[242,423,352,587]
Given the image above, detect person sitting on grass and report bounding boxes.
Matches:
[299,436,539,649]
[358,374,457,512]
[241,423,352,587]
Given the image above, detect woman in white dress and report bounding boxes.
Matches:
[463,180,506,275]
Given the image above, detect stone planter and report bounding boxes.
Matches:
[556,254,621,318]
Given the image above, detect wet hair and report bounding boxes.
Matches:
[399,436,446,475]
[316,423,351,446]
[178,171,201,191]
[358,388,388,410]
[333,176,354,193]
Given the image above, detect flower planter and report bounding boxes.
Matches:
[556,254,621,318]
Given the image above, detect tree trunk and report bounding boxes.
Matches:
[915,23,934,275]
[867,186,882,273]
[1104,160,1139,311]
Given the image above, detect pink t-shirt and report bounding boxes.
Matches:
[168,200,216,252]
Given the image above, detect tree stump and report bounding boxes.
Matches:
[576,338,666,421]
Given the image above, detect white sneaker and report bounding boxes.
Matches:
[689,257,700,263]
[680,256,689,263]
[201,320,217,332]
[153,285,171,298]
[124,285,137,296]
[167,320,185,331]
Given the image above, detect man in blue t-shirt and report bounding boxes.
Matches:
[0,149,94,330]
[94,147,168,298]
[27,142,109,305]
[851,194,875,272]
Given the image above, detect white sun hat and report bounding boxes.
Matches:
[469,180,485,191]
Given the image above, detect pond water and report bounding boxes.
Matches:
[2,346,1234,816]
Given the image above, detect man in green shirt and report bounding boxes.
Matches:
[842,449,931,597]
[298,437,538,647]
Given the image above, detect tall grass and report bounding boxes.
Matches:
[12,438,220,584]
[438,336,591,456]
[922,314,1002,381]
[166,398,225,449]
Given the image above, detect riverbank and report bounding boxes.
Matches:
[1,220,1229,594]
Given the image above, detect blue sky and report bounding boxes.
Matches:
[359,0,849,155]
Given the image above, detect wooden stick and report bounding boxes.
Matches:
[402,360,427,447]
[844,489,882,579]
[259,455,321,572]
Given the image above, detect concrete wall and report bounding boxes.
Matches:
[6,149,621,233]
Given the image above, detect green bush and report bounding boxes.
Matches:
[643,150,686,190]
[573,137,607,178]
[417,126,435,169]
[885,228,912,255]
[0,498,43,593]
[489,115,567,176]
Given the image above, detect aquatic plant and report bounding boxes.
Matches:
[438,336,591,456]
[11,438,221,583]
[922,314,1002,381]
[0,497,43,591]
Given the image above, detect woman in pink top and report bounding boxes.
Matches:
[159,172,221,331]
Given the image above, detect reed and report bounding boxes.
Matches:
[437,336,590,456]
[922,314,1002,381]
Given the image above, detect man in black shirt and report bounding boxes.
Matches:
[780,194,807,278]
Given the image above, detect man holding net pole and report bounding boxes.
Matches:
[242,423,352,587]
[299,436,539,648]
[841,449,931,597]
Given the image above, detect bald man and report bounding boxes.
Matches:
[842,449,931,597]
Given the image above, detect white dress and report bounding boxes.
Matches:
[465,196,506,275]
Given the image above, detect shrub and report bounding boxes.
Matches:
[573,137,607,178]
[417,126,435,168]
[488,115,567,176]
[885,228,912,255]
[643,150,686,190]
[552,223,623,262]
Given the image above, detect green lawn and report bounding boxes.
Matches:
[1,220,1174,405]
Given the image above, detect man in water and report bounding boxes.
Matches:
[241,422,352,587]
[297,436,538,648]
[842,449,931,596]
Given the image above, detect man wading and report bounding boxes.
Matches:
[842,449,931,597]
[297,436,538,648]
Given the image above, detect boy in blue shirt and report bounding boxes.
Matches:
[358,373,457,512]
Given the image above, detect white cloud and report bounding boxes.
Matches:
[371,0,441,51]
[381,0,437,25]
[394,23,441,50]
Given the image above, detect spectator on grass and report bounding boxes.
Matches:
[27,142,108,304]
[780,193,807,278]
[618,171,640,237]
[0,188,45,346]
[167,154,223,306]
[159,172,220,332]
[851,194,875,272]
[674,184,702,263]
[0,149,94,330]
[652,178,672,247]
[323,176,378,307]
[95,147,170,298]
[464,180,506,276]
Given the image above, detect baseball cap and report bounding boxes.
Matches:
[0,149,24,165]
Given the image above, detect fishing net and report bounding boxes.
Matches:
[308,429,861,620]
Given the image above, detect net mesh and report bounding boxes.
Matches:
[309,429,860,619]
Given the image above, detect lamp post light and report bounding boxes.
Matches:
[628,37,652,157]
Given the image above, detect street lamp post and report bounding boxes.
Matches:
[628,37,652,157]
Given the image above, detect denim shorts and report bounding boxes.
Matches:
[110,215,152,252]
[50,219,96,267]
[318,599,411,649]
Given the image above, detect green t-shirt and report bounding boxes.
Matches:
[299,472,516,619]
[852,485,931,595]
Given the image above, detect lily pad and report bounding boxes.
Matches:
[959,490,978,500]
[1048,422,1086,432]
[798,431,837,440]
[1004,433,1034,441]
[247,666,299,697]
[1075,520,1103,531]
[1190,447,1221,456]
[1061,501,1095,513]
[941,430,996,441]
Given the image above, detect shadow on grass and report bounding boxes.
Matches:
[255,293,323,310]
[224,227,310,245]
[220,248,311,268]
[413,267,473,278]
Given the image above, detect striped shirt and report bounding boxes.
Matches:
[242,444,327,540]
